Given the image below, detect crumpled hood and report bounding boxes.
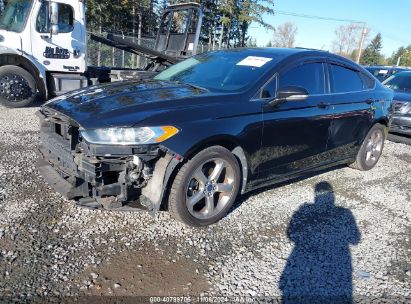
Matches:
[43,80,217,128]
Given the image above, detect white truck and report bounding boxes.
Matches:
[0,0,202,107]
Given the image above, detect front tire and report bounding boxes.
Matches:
[168,146,241,226]
[0,65,37,108]
[350,123,386,171]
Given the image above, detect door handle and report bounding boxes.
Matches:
[317,102,330,109]
[366,98,375,104]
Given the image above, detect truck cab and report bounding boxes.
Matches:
[0,0,202,107]
[0,0,87,107]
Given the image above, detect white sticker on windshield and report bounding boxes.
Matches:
[236,56,272,67]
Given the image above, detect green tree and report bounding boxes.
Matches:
[388,45,411,66]
[200,0,275,49]
[237,0,275,46]
[360,33,385,65]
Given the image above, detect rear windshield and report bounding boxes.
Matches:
[154,50,282,92]
[383,73,411,92]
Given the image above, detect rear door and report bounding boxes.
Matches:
[257,58,335,183]
[326,62,375,160]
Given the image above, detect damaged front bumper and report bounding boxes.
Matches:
[36,109,181,213]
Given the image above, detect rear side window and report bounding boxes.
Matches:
[360,72,375,89]
[330,64,364,93]
[279,63,325,95]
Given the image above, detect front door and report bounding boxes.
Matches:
[29,0,86,73]
[258,60,334,183]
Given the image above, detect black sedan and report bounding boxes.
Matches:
[383,71,411,136]
[37,48,393,226]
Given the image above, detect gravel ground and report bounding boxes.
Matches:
[0,105,410,302]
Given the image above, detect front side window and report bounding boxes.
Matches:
[0,0,33,33]
[36,2,74,33]
[279,62,325,95]
[330,64,364,93]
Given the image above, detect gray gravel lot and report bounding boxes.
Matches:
[0,105,410,302]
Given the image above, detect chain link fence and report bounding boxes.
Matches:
[87,30,217,69]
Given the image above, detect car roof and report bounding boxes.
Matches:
[216,47,327,56]
[209,47,334,66]
[208,47,365,72]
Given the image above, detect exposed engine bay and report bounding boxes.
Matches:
[36,108,181,213]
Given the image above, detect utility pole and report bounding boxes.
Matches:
[356,24,367,64]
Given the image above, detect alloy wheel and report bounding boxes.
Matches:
[364,129,384,167]
[185,158,236,220]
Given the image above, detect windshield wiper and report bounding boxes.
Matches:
[173,81,209,92]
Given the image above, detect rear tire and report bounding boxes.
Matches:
[0,65,37,108]
[168,146,241,227]
[350,123,386,171]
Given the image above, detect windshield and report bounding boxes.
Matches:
[383,73,411,92]
[0,0,33,32]
[154,50,280,92]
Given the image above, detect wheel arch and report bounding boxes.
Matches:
[374,117,389,127]
[163,135,250,207]
[0,53,48,99]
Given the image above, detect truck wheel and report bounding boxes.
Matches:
[0,65,37,108]
[349,123,386,171]
[168,146,241,227]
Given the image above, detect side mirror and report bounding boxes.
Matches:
[49,2,59,35]
[270,86,309,105]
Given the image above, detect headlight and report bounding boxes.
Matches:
[80,126,179,145]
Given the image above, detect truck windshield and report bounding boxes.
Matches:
[0,0,33,33]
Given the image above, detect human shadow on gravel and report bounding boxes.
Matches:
[279,181,361,304]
